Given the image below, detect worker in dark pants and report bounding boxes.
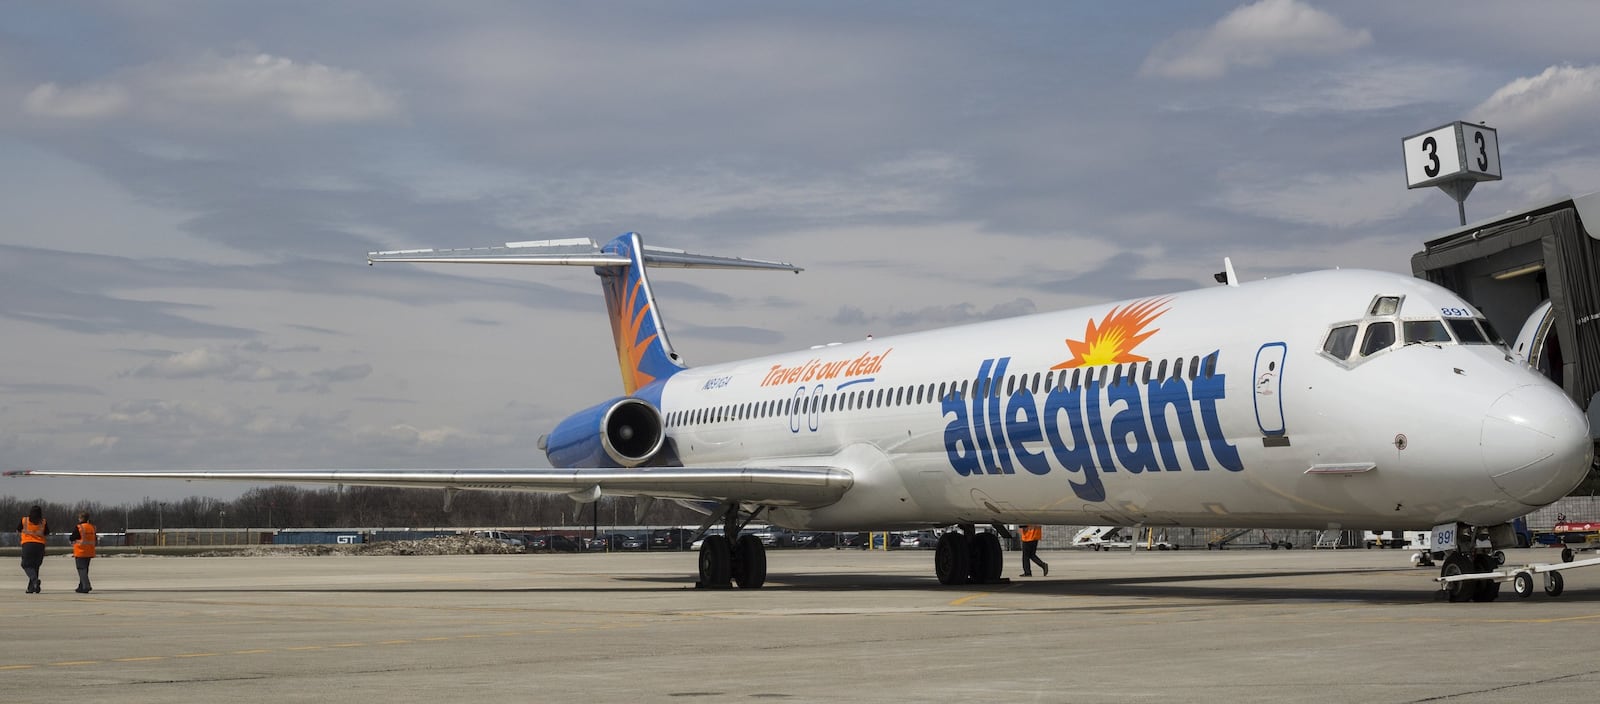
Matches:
[17,505,48,593]
[71,511,97,593]
[1019,524,1049,577]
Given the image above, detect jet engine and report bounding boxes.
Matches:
[544,397,666,468]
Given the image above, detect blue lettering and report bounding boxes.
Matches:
[1147,376,1207,471]
[941,391,980,476]
[1043,384,1104,501]
[1192,353,1243,472]
[1083,371,1116,474]
[987,358,1014,475]
[942,352,1245,500]
[1108,371,1160,474]
[1007,390,1048,475]
[970,359,997,474]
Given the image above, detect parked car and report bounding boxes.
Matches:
[583,536,611,551]
[788,531,838,549]
[471,530,525,548]
[610,532,647,550]
[751,527,791,547]
[897,530,941,549]
[651,528,696,551]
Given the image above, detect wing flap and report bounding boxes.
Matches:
[6,466,853,509]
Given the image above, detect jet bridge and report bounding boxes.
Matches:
[1411,192,1600,496]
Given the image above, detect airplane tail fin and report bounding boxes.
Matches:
[368,232,800,394]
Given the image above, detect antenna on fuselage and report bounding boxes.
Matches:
[1213,257,1239,287]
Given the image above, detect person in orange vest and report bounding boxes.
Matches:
[1019,524,1049,577]
[71,511,97,594]
[17,505,48,593]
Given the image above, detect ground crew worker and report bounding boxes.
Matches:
[71,511,97,593]
[17,505,48,593]
[1019,524,1048,577]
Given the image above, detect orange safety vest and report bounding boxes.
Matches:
[73,522,97,558]
[1020,525,1042,542]
[20,517,47,545]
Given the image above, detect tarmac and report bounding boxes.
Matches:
[6,547,1599,703]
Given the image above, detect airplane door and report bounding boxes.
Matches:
[1511,300,1555,371]
[1253,342,1287,443]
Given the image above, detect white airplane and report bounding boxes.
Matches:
[9,233,1593,600]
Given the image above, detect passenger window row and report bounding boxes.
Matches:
[664,354,1217,428]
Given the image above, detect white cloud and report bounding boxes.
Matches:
[1472,65,1600,140]
[22,53,397,126]
[1141,0,1372,80]
[1255,60,1481,115]
[1215,169,1420,229]
[124,346,369,393]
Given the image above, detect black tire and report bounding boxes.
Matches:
[1441,554,1478,603]
[969,533,1003,583]
[1492,550,1506,566]
[1471,554,1499,602]
[733,535,766,589]
[1545,571,1565,597]
[935,532,970,585]
[1513,571,1534,598]
[1562,547,1575,563]
[698,535,731,588]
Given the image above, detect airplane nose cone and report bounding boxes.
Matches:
[1482,384,1593,507]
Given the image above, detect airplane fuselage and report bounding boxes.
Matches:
[650,269,1591,532]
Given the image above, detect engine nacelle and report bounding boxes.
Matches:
[544,397,665,468]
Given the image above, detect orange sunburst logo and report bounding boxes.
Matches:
[1050,297,1171,369]
[616,278,658,393]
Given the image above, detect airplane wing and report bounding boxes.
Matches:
[3,466,853,509]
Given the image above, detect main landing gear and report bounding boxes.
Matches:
[934,524,1009,586]
[696,504,767,589]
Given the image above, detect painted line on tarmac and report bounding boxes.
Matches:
[0,622,640,671]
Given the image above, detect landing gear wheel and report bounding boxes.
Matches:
[935,532,971,585]
[1545,571,1565,597]
[697,535,732,588]
[1441,554,1478,603]
[1470,554,1499,602]
[1512,571,1534,598]
[732,535,767,589]
[1562,547,1575,563]
[968,533,1003,584]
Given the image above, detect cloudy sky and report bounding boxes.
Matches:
[5,1,1600,504]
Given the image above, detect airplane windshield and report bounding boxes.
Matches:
[1447,318,1488,344]
[1403,320,1451,344]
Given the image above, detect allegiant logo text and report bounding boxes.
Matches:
[942,355,1243,503]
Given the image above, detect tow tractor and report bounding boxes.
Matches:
[1433,520,1600,600]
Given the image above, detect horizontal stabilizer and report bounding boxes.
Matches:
[6,466,852,509]
[368,236,802,272]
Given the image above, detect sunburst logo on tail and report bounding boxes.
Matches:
[1050,297,1171,369]
[616,278,659,393]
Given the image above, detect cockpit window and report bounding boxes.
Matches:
[1478,317,1506,347]
[1403,320,1451,344]
[1447,318,1487,344]
[1360,321,1396,356]
[1323,325,1358,360]
[1369,296,1402,316]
